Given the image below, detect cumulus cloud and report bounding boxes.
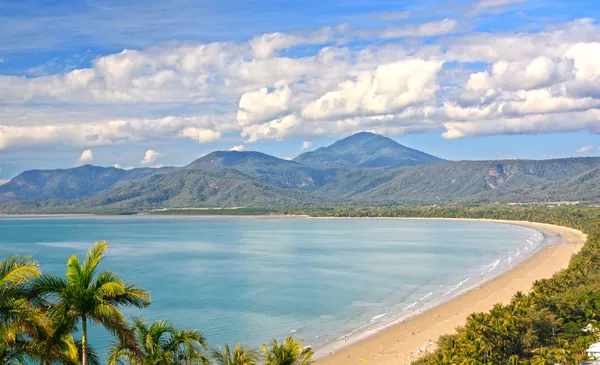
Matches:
[77,149,93,164]
[242,114,302,143]
[141,150,163,165]
[300,141,312,151]
[237,83,292,125]
[179,128,221,143]
[302,60,443,120]
[2,15,600,151]
[576,145,595,153]
[229,145,246,151]
[0,115,226,149]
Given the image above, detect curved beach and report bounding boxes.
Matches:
[315,219,586,365]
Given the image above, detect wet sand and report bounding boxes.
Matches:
[315,219,586,365]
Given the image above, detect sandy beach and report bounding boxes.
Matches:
[315,219,586,365]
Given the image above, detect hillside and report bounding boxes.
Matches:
[354,158,600,204]
[0,133,599,212]
[186,151,330,190]
[0,165,173,203]
[294,132,443,168]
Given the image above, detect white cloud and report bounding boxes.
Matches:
[302,60,443,120]
[0,179,9,186]
[179,128,221,143]
[229,145,246,151]
[242,114,302,143]
[1,16,600,150]
[0,115,226,150]
[0,58,5,64]
[141,150,163,165]
[114,163,135,170]
[470,0,528,15]
[77,149,93,164]
[379,19,460,39]
[577,145,595,153]
[237,83,292,125]
[300,141,312,151]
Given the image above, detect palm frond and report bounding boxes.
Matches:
[65,254,85,288]
[0,256,40,287]
[83,241,107,278]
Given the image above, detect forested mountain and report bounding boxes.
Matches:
[0,165,174,203]
[0,133,599,213]
[294,132,443,168]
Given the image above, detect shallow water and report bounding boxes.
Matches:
[0,216,546,358]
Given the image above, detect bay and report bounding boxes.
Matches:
[0,216,545,358]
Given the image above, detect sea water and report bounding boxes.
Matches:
[0,216,553,359]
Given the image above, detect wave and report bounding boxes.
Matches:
[420,292,433,301]
[36,241,87,249]
[403,301,418,310]
[443,277,471,297]
[370,313,386,322]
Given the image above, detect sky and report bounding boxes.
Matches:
[1,0,600,180]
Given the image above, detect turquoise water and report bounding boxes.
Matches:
[0,216,546,358]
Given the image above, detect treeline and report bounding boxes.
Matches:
[1,242,313,365]
[288,205,600,364]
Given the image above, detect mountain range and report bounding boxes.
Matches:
[1,132,599,213]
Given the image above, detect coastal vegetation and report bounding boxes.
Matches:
[2,205,600,364]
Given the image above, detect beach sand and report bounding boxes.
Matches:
[315,219,586,365]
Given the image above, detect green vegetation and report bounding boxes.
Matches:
[293,131,443,168]
[0,241,313,364]
[107,318,209,365]
[31,242,151,365]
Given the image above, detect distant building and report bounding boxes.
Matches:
[586,342,600,359]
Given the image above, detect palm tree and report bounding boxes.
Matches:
[261,337,313,365]
[211,343,259,365]
[0,255,43,364]
[107,317,209,365]
[31,241,151,365]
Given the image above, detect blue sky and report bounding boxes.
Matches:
[1,0,600,180]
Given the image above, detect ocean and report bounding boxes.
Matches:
[0,216,549,359]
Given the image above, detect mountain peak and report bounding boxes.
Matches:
[294,132,443,168]
[187,150,297,169]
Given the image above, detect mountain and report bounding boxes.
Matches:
[1,133,599,213]
[353,158,600,204]
[294,132,443,168]
[186,151,329,190]
[0,165,173,203]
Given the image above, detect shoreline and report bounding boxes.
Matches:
[314,219,586,365]
[0,214,586,363]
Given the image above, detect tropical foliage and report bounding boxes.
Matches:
[107,317,209,365]
[261,337,313,365]
[211,343,259,365]
[31,241,152,365]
